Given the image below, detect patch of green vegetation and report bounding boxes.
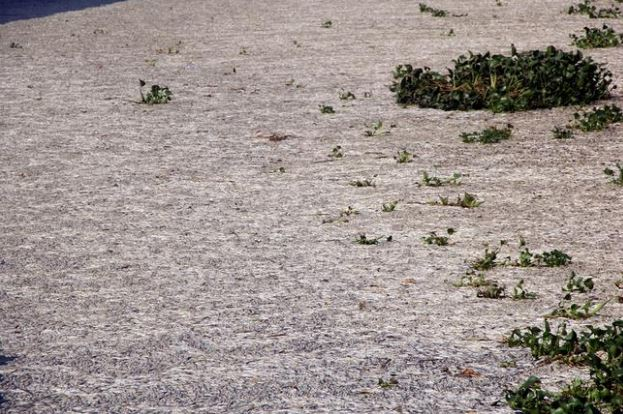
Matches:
[453,272,494,288]
[421,172,462,187]
[572,105,623,132]
[512,244,572,268]
[419,3,448,17]
[568,0,621,18]
[391,46,613,112]
[394,150,413,164]
[571,25,622,48]
[506,320,623,413]
[552,126,575,139]
[382,201,398,212]
[540,250,573,267]
[512,279,538,300]
[430,193,483,208]
[422,228,455,246]
[461,124,513,144]
[139,80,172,104]
[471,247,499,271]
[563,271,595,294]
[364,120,387,136]
[604,162,623,185]
[547,300,608,320]
[319,104,335,114]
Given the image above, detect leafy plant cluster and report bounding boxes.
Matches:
[513,247,573,268]
[420,171,461,187]
[430,192,483,208]
[571,25,622,48]
[394,150,413,164]
[391,46,613,112]
[572,105,623,132]
[422,228,455,246]
[506,320,623,413]
[568,0,621,18]
[460,124,513,144]
[604,162,623,185]
[547,300,608,320]
[467,239,572,269]
[139,80,172,104]
[364,120,387,136]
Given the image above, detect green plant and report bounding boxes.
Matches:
[513,247,572,268]
[477,284,506,298]
[516,247,535,267]
[339,90,356,100]
[364,120,386,136]
[419,3,448,16]
[430,193,483,208]
[139,80,172,104]
[382,201,398,212]
[506,320,623,413]
[572,105,623,132]
[321,20,333,28]
[507,320,584,360]
[506,376,599,413]
[547,300,608,320]
[349,179,375,187]
[563,271,595,294]
[604,162,623,185]
[539,250,572,267]
[569,0,621,18]
[552,126,575,139]
[471,247,499,271]
[355,234,392,245]
[512,279,538,300]
[391,45,613,112]
[460,124,513,144]
[394,150,413,164]
[571,25,622,48]
[319,104,335,114]
[421,172,462,187]
[422,228,454,246]
[453,272,494,288]
[329,145,344,158]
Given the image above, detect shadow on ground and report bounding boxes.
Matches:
[0,354,16,407]
[0,0,126,24]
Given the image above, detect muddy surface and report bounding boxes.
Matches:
[1,0,623,412]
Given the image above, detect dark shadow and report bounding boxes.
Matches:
[0,0,127,24]
[0,355,16,407]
